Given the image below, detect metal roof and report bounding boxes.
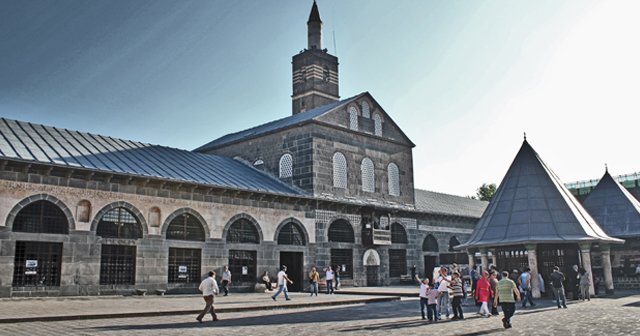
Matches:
[415,189,488,218]
[582,170,640,238]
[459,140,623,249]
[0,118,305,196]
[194,94,361,152]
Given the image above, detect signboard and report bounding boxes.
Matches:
[242,266,248,275]
[26,260,38,268]
[25,259,38,275]
[178,266,187,273]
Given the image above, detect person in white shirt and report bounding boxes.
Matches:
[271,265,293,301]
[325,267,334,294]
[196,271,220,322]
[221,265,231,296]
[436,267,451,319]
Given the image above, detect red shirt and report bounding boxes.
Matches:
[476,277,493,302]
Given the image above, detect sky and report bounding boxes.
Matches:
[1,0,639,197]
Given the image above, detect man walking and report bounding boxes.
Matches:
[272,265,293,301]
[196,271,219,323]
[494,270,520,329]
[325,266,334,294]
[550,266,568,309]
[518,267,535,307]
[309,266,320,296]
[221,265,231,296]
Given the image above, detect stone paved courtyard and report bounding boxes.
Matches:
[1,293,639,336]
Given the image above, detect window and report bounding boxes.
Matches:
[226,218,260,244]
[361,158,375,192]
[391,223,408,244]
[332,152,347,189]
[388,162,400,196]
[362,101,370,118]
[96,207,142,239]
[277,222,306,246]
[331,249,353,279]
[100,244,136,285]
[13,200,68,234]
[166,213,206,241]
[328,219,355,243]
[228,250,257,283]
[349,106,358,130]
[168,248,201,284]
[389,249,407,277]
[279,153,293,178]
[423,234,439,252]
[373,113,382,136]
[13,241,63,287]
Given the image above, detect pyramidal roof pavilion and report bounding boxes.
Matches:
[582,169,640,238]
[459,139,623,250]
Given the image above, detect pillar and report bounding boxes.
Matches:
[601,244,614,294]
[525,244,541,298]
[467,249,477,269]
[489,249,497,269]
[480,248,489,273]
[579,243,595,296]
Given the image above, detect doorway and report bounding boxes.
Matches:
[279,251,303,292]
[424,255,437,282]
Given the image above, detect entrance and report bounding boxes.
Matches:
[366,266,381,286]
[279,251,303,292]
[13,241,63,287]
[424,255,437,282]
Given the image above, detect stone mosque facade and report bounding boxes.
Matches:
[0,2,487,297]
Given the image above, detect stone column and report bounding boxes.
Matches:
[525,244,541,298]
[579,243,595,296]
[467,249,477,269]
[601,244,614,294]
[480,248,489,273]
[490,249,497,269]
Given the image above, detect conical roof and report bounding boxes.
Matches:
[308,1,322,23]
[582,170,640,238]
[459,140,623,249]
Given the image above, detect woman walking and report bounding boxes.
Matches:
[475,270,493,317]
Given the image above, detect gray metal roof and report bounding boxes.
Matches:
[459,140,623,249]
[582,170,640,238]
[194,94,361,152]
[0,118,305,196]
[415,189,488,218]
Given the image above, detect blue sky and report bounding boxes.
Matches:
[1,0,638,196]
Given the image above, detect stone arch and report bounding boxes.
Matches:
[222,213,263,243]
[423,234,439,252]
[363,249,381,266]
[6,194,75,232]
[274,217,309,246]
[328,218,355,243]
[90,201,148,235]
[76,199,92,223]
[161,207,210,240]
[390,222,408,244]
[449,236,461,252]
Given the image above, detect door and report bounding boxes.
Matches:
[279,251,303,292]
[366,266,381,286]
[424,255,437,282]
[13,241,63,287]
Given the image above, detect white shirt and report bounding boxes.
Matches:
[277,270,287,286]
[326,269,334,280]
[199,276,219,296]
[437,275,451,292]
[222,270,231,281]
[419,283,429,298]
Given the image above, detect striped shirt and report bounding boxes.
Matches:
[496,278,518,303]
[449,277,464,297]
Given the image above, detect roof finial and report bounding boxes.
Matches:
[524,132,527,141]
[605,163,608,173]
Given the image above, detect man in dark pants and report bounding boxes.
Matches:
[550,266,568,309]
[196,271,219,322]
[494,270,520,329]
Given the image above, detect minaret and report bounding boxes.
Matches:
[291,1,339,115]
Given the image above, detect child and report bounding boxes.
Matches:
[426,282,439,321]
[416,275,430,320]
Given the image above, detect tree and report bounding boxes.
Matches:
[476,183,497,202]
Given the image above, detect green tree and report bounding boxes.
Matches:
[476,183,497,201]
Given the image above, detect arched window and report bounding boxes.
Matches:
[390,223,408,244]
[166,213,206,241]
[361,158,375,192]
[333,152,347,188]
[96,207,142,239]
[13,200,69,234]
[388,162,400,196]
[349,106,359,130]
[362,101,370,118]
[277,221,306,246]
[328,219,355,243]
[423,234,439,252]
[449,236,461,252]
[279,153,293,178]
[373,113,383,136]
[226,218,260,244]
